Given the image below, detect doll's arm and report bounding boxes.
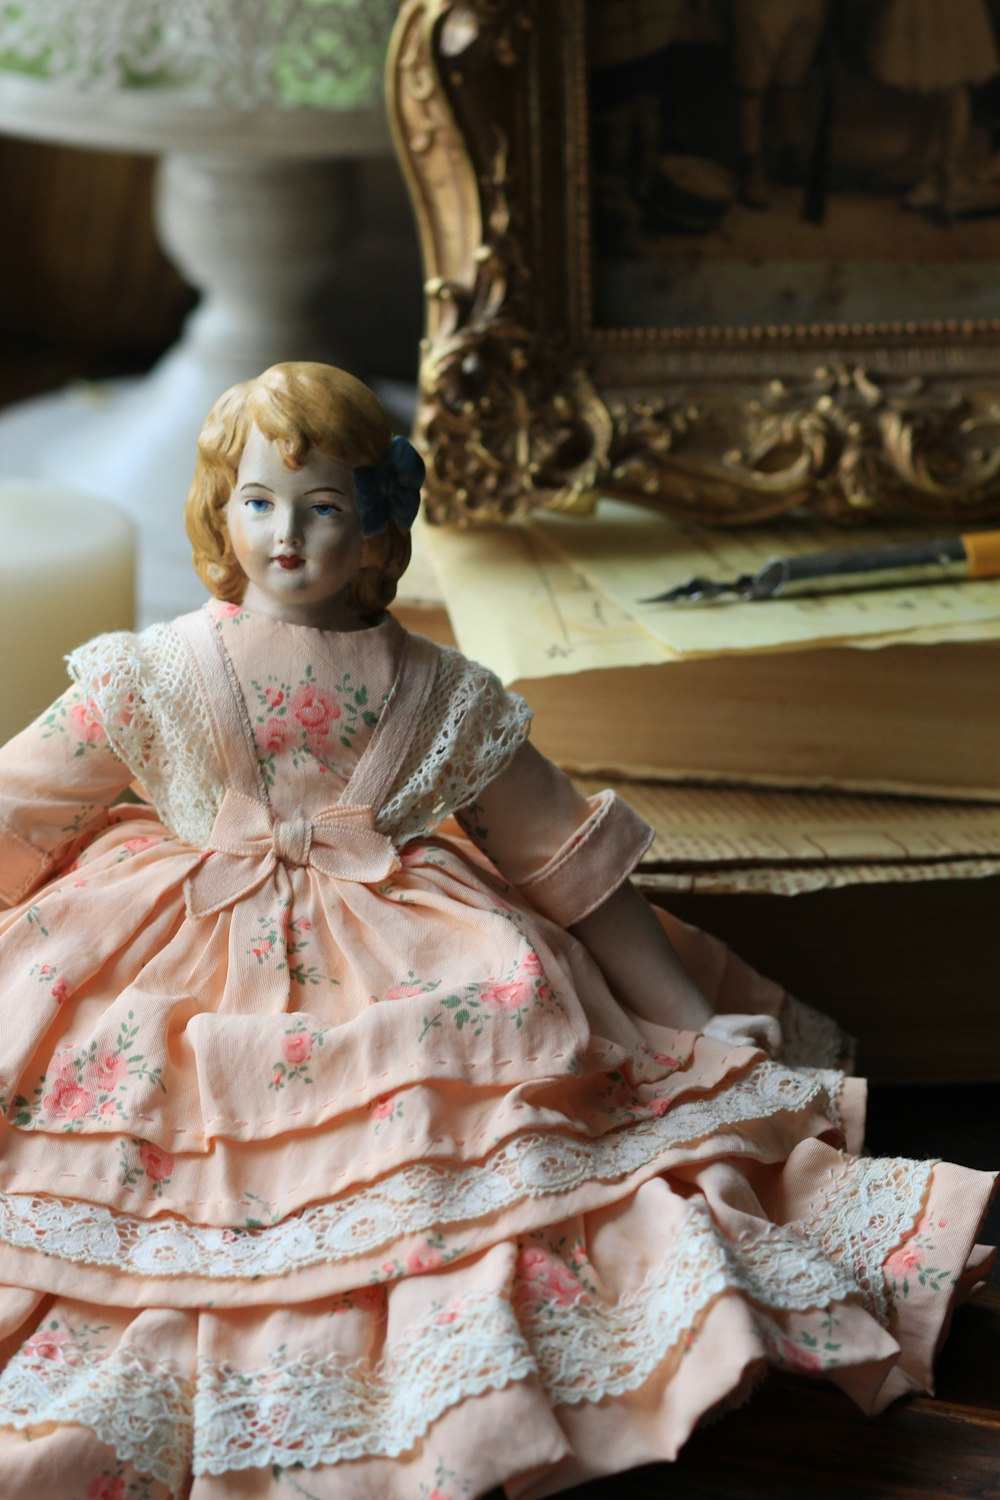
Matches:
[568,876,715,1031]
[458,743,718,1031]
[0,684,134,906]
[570,888,781,1050]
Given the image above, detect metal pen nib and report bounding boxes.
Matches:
[641,530,1000,605]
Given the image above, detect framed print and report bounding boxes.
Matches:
[388,0,1000,524]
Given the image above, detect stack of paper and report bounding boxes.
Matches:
[419,501,1000,680]
[570,777,1000,894]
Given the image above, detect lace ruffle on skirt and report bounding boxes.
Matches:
[0,1153,956,1495]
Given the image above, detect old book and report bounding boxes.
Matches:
[405,514,1000,800]
[394,593,1000,801]
[516,638,1000,799]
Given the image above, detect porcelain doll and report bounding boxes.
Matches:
[0,363,992,1500]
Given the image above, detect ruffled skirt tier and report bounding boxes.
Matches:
[0,813,992,1497]
[0,1147,990,1499]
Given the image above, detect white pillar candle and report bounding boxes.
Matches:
[0,481,135,746]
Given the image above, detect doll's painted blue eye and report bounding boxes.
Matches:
[246,497,272,513]
[312,503,339,517]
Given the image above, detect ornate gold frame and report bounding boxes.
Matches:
[387,0,1000,525]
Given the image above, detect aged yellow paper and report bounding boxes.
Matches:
[418,518,670,682]
[528,501,1000,657]
[419,507,1000,683]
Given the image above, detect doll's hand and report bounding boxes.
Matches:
[702,1012,783,1056]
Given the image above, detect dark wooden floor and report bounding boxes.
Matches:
[497,1084,1000,1500]
[541,1289,1000,1500]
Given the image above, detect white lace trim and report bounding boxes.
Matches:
[0,1342,191,1492]
[196,1209,860,1475]
[379,643,531,842]
[0,0,396,109]
[68,624,220,847]
[805,1154,936,1325]
[524,1204,858,1408]
[67,624,530,848]
[195,1289,532,1476]
[0,1189,922,1488]
[0,1063,837,1279]
[799,1066,845,1135]
[779,994,857,1075]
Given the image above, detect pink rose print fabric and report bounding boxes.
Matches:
[0,595,989,1500]
[243,635,391,786]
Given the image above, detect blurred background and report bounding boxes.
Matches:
[0,0,423,634]
[0,136,422,406]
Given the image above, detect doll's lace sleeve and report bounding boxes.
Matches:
[66,622,223,846]
[373,647,651,919]
[377,646,532,843]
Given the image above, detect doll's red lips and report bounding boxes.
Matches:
[273,555,305,570]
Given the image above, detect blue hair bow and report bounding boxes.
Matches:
[354,435,425,539]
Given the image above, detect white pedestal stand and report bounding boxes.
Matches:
[0,76,393,623]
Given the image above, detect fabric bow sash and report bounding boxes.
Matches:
[184,790,399,917]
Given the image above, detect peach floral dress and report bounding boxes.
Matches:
[0,599,992,1500]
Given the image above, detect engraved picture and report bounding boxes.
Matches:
[588,0,1000,331]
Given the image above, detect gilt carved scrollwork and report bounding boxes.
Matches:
[388,0,1000,526]
[604,366,1000,524]
[388,0,612,522]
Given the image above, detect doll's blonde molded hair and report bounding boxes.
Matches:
[185,362,412,618]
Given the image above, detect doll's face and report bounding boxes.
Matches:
[226,425,364,624]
